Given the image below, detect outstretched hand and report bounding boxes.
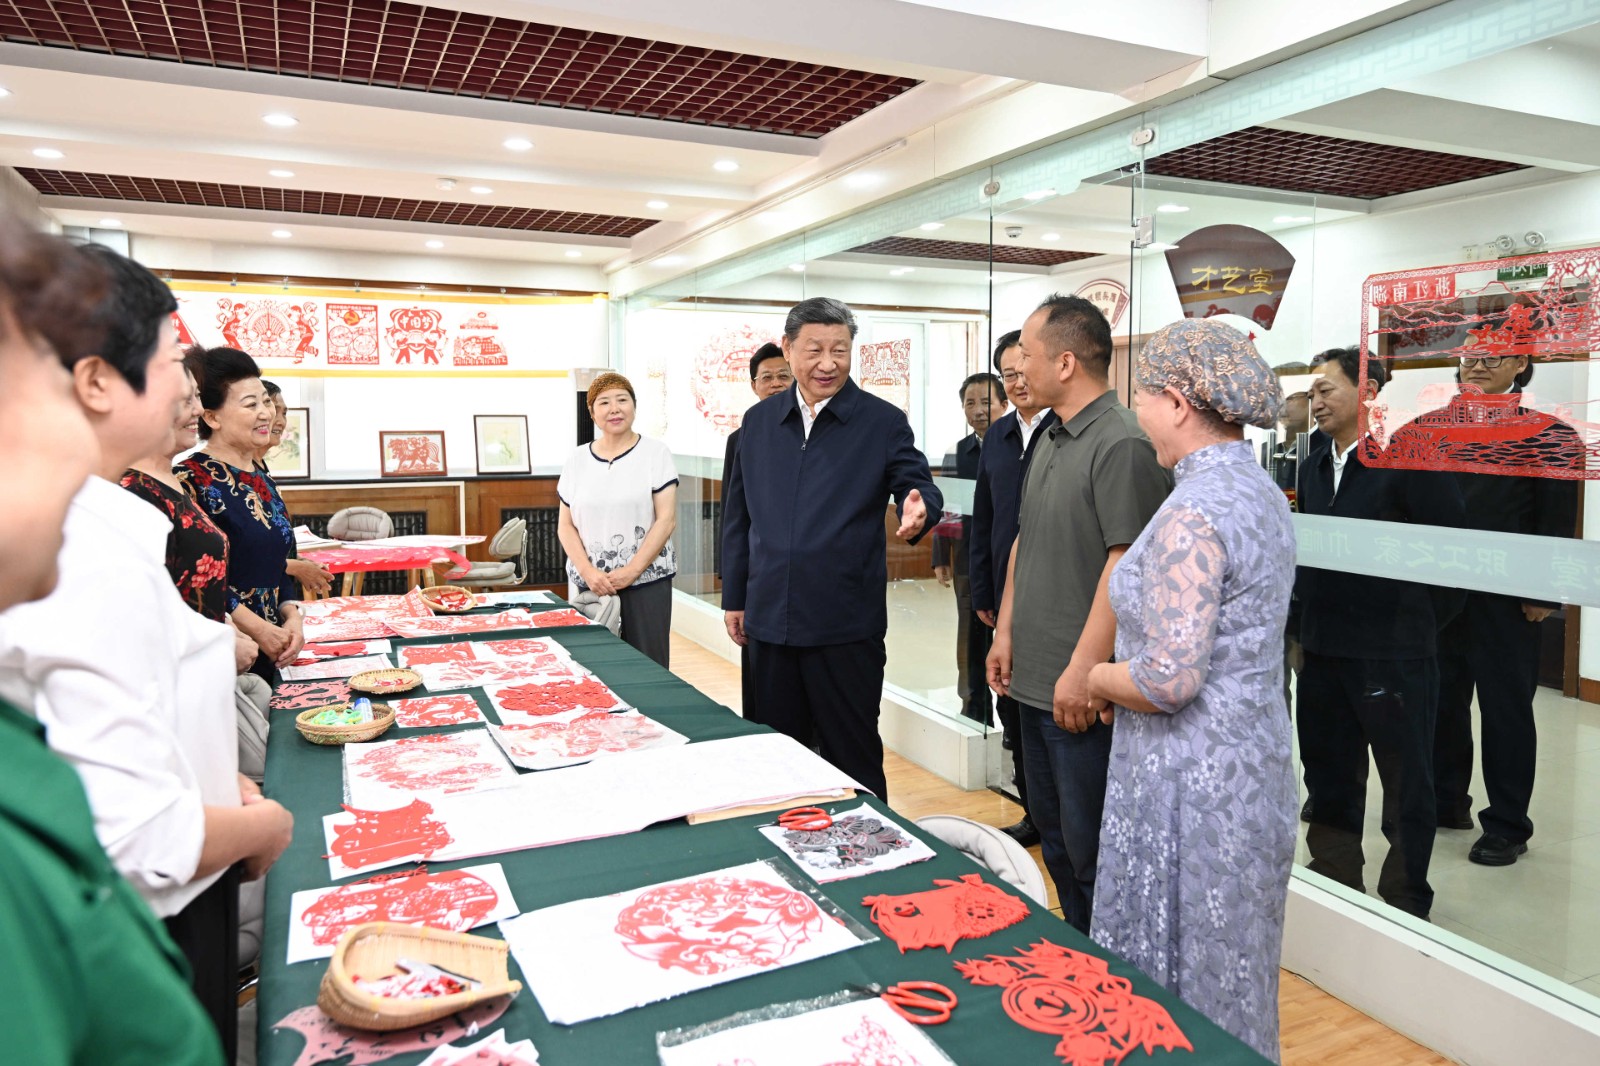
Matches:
[896,489,928,541]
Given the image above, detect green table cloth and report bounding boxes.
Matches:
[258,615,1268,1066]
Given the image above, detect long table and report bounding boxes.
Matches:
[258,613,1268,1065]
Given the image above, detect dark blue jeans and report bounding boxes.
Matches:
[1017,701,1113,933]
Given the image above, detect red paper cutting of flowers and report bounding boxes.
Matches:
[493,676,624,715]
[325,798,453,870]
[861,873,1029,953]
[614,874,824,976]
[953,939,1193,1066]
[298,865,499,946]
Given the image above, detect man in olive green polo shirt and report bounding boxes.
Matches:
[988,294,1170,933]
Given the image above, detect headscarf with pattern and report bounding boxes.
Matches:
[1135,318,1283,429]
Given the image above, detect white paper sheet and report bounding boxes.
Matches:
[279,653,394,682]
[321,733,861,879]
[488,711,688,770]
[342,727,522,808]
[285,862,519,965]
[483,675,630,720]
[657,996,955,1066]
[501,860,866,1024]
[757,804,936,883]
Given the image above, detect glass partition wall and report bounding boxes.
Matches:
[618,1,1600,1013]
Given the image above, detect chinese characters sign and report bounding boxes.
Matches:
[1164,224,1296,330]
[1359,246,1600,480]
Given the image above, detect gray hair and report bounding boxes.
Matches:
[784,297,857,341]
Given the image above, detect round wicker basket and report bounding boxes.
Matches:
[348,668,424,696]
[419,584,476,613]
[294,702,395,745]
[318,923,522,1031]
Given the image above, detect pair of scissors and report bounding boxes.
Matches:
[777,806,832,832]
[879,981,957,1025]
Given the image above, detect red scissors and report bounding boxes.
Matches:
[777,806,832,832]
[880,981,957,1025]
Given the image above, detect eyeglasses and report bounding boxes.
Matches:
[999,372,1021,384]
[1460,356,1516,368]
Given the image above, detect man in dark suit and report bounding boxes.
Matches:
[722,297,941,800]
[971,330,1057,846]
[722,342,791,717]
[932,371,1008,725]
[1296,346,1465,920]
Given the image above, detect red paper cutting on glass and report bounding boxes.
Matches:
[392,694,486,728]
[694,321,781,433]
[954,940,1192,1066]
[862,874,1029,953]
[326,302,380,365]
[388,306,447,365]
[270,680,352,712]
[490,676,628,716]
[325,799,454,871]
[857,339,912,413]
[452,310,508,366]
[274,997,510,1066]
[298,866,500,947]
[615,874,826,975]
[217,296,319,363]
[1360,246,1600,479]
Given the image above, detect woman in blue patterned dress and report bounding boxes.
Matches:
[1086,319,1296,1062]
[176,347,304,681]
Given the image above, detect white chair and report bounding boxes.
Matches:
[327,506,392,541]
[915,814,1049,907]
[457,518,528,590]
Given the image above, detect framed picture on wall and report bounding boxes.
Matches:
[378,430,448,478]
[474,414,531,475]
[264,407,310,480]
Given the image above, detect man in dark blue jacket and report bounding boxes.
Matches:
[970,330,1057,845]
[722,297,940,800]
[1296,346,1466,920]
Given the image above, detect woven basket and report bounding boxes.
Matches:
[348,668,424,696]
[318,923,521,1031]
[420,584,476,614]
[294,702,395,745]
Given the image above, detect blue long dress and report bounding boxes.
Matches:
[1092,439,1297,1063]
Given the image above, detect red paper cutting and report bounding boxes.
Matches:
[392,694,486,729]
[270,680,353,712]
[348,732,510,796]
[325,799,453,870]
[954,940,1193,1066]
[273,997,509,1066]
[294,640,380,664]
[862,874,1029,954]
[614,874,825,976]
[494,677,624,715]
[498,712,666,759]
[400,643,479,667]
[481,637,566,659]
[525,608,593,628]
[298,866,499,946]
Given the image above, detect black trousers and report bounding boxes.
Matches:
[164,866,241,1063]
[961,593,994,725]
[994,693,1031,819]
[1297,652,1437,918]
[1435,593,1542,842]
[618,577,673,668]
[746,635,889,800]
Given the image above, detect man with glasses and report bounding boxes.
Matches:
[1433,348,1580,865]
[722,342,792,718]
[971,330,1056,845]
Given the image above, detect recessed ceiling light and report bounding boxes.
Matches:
[98,218,122,228]
[1273,214,1313,224]
[271,229,293,239]
[1023,189,1056,201]
[565,250,583,258]
[1041,232,1061,241]
[503,137,533,151]
[788,263,806,273]
[889,267,915,276]
[919,222,945,231]
[262,112,298,128]
[31,147,63,160]
[646,200,669,210]
[425,239,445,249]
[1156,203,1190,214]
[469,185,493,195]
[712,160,739,173]
[268,168,295,178]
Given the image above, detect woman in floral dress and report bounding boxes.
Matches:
[1086,319,1296,1062]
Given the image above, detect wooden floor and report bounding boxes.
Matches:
[668,633,1453,1066]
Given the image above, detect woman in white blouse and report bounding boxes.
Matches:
[557,372,678,667]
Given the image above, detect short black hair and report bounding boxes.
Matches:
[192,345,262,439]
[1034,294,1112,379]
[960,372,1006,403]
[262,379,283,399]
[1311,346,1386,392]
[75,244,177,394]
[748,342,784,380]
[784,297,857,341]
[0,215,110,365]
[990,329,1021,372]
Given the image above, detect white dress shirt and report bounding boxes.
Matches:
[1330,438,1360,493]
[1017,408,1049,453]
[798,387,833,439]
[0,476,239,916]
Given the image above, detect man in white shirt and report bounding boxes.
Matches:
[0,246,292,1060]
